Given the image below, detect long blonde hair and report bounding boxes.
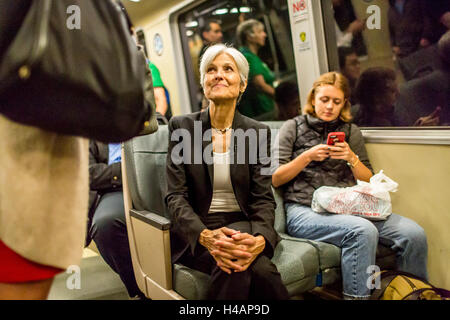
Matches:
[303,72,353,122]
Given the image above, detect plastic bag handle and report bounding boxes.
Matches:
[369,170,398,192]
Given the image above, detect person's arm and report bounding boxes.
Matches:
[253,74,275,97]
[328,142,372,182]
[272,144,330,188]
[271,119,330,188]
[246,53,275,97]
[154,87,168,116]
[148,62,168,115]
[165,118,208,256]
[335,19,353,48]
[245,126,278,259]
[89,141,121,191]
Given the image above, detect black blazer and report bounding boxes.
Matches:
[88,141,122,213]
[165,109,279,263]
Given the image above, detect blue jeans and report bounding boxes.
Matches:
[285,203,428,299]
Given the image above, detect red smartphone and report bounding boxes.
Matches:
[327,132,345,145]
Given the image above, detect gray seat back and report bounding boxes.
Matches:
[263,121,287,234]
[123,125,171,220]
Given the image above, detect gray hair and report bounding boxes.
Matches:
[199,44,249,89]
[236,19,263,46]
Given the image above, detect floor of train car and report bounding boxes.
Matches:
[48,248,130,300]
[48,248,341,300]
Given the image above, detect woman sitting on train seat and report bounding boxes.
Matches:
[165,44,288,300]
[271,72,428,300]
[352,67,400,127]
[236,19,276,121]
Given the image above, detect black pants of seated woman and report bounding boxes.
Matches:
[88,191,142,298]
[177,212,289,300]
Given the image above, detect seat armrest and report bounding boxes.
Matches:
[130,209,171,230]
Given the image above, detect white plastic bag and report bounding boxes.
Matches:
[311,170,398,220]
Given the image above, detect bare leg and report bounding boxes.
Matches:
[0,278,54,300]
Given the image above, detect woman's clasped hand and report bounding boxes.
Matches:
[199,227,265,274]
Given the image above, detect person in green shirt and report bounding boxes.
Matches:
[148,61,169,118]
[237,19,276,120]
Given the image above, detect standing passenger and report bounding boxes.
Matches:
[271,72,428,300]
[388,0,433,59]
[198,19,224,67]
[148,60,171,121]
[166,44,288,300]
[236,19,276,121]
[0,0,88,299]
[338,47,360,105]
[394,31,450,126]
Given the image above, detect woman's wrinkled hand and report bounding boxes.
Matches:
[212,233,265,273]
[199,227,252,274]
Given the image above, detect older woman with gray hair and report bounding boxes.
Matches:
[236,19,276,120]
[165,44,288,300]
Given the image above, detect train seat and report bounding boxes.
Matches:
[121,121,396,300]
[122,123,321,299]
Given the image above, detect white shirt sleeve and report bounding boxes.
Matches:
[335,19,353,48]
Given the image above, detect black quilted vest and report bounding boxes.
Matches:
[283,114,356,206]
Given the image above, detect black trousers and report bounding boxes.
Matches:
[178,212,289,300]
[88,191,142,298]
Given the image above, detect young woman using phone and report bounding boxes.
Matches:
[271,72,428,300]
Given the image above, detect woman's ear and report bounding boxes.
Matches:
[240,80,248,93]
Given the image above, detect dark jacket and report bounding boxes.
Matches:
[88,112,168,213]
[165,109,278,263]
[388,0,433,57]
[88,141,122,213]
[272,114,373,207]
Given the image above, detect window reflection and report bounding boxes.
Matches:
[178,0,449,128]
[178,0,299,121]
[331,0,449,128]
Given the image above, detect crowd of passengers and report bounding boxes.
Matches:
[1,0,448,300]
[197,0,450,127]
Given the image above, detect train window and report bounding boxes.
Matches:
[178,0,300,121]
[322,0,449,128]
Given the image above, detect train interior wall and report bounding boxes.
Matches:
[366,142,450,289]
